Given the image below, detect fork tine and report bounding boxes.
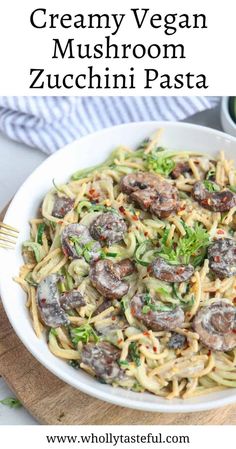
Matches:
[0,222,19,233]
[0,235,17,244]
[0,228,18,238]
[0,242,15,249]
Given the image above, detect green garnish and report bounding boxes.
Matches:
[229,185,236,193]
[0,397,22,409]
[50,328,58,337]
[142,305,151,314]
[132,382,144,392]
[158,222,209,265]
[37,223,45,245]
[206,169,216,180]
[142,293,173,314]
[203,180,220,192]
[129,342,141,366]
[68,360,80,369]
[105,252,118,258]
[120,297,128,312]
[71,324,99,345]
[146,149,175,176]
[118,359,129,367]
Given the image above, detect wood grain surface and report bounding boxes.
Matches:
[1,206,236,425]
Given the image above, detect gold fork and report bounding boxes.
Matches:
[0,222,19,249]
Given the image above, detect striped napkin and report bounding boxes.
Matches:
[0,97,219,155]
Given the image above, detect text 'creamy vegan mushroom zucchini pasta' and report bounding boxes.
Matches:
[15,131,236,400]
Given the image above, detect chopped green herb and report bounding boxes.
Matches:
[0,397,21,409]
[146,150,175,176]
[142,305,151,314]
[71,324,99,345]
[50,328,58,337]
[37,223,45,245]
[68,360,80,369]
[229,185,236,193]
[206,169,216,180]
[129,342,141,366]
[158,222,209,265]
[118,359,129,367]
[132,382,144,392]
[203,180,220,192]
[120,297,128,312]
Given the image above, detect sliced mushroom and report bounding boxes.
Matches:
[120,172,159,194]
[170,162,192,179]
[37,274,85,328]
[60,291,85,311]
[193,301,236,351]
[208,238,236,279]
[149,257,194,283]
[90,212,127,246]
[81,342,122,383]
[113,258,136,278]
[52,194,74,218]
[89,259,129,299]
[130,294,184,331]
[120,172,178,218]
[192,181,236,212]
[61,224,101,260]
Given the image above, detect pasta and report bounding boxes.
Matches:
[15,131,236,399]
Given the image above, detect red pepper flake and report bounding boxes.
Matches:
[117,338,123,344]
[58,220,63,225]
[179,206,186,212]
[40,298,46,304]
[232,329,236,334]
[62,248,69,257]
[111,316,116,321]
[146,345,149,349]
[131,307,136,316]
[233,297,236,305]
[119,206,125,214]
[214,255,221,263]
[147,266,152,273]
[88,189,100,200]
[217,229,224,235]
[207,350,212,356]
[132,215,138,221]
[143,331,149,336]
[153,346,157,353]
[144,231,148,237]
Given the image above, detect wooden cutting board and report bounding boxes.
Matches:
[0,205,236,425]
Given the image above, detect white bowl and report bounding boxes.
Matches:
[221,97,236,137]
[1,121,236,414]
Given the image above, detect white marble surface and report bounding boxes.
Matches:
[0,106,222,424]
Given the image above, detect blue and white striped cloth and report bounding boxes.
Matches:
[0,97,219,155]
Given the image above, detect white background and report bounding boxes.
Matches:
[0,0,235,95]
